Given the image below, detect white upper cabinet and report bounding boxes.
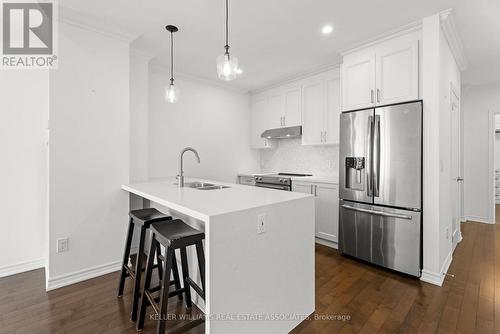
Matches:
[341,31,420,111]
[341,50,376,111]
[375,35,419,106]
[267,89,284,129]
[302,69,341,146]
[250,96,273,149]
[301,77,325,146]
[283,84,302,127]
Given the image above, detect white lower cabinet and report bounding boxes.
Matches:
[292,181,339,245]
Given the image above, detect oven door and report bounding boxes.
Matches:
[255,183,290,191]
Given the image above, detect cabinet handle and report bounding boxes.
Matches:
[324,131,327,143]
[371,89,374,103]
[310,184,313,194]
[283,116,286,126]
[377,89,381,103]
[314,185,317,196]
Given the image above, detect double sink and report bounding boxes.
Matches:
[182,181,230,190]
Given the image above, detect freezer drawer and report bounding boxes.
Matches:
[339,200,421,277]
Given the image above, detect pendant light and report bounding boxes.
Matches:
[165,25,179,103]
[216,0,240,80]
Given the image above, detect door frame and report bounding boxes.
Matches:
[449,84,463,249]
[489,109,500,224]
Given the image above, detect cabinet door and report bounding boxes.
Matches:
[314,183,338,243]
[375,35,419,105]
[341,50,376,111]
[324,76,341,145]
[267,91,284,128]
[292,181,312,194]
[250,97,273,149]
[301,79,325,145]
[283,85,301,126]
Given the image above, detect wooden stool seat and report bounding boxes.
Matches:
[137,219,206,334]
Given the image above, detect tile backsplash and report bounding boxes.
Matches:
[259,138,339,177]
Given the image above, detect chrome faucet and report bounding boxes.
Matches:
[178,147,200,187]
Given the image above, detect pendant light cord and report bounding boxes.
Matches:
[170,31,174,84]
[224,0,229,55]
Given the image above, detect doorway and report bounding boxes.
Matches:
[491,111,500,225]
[450,85,463,250]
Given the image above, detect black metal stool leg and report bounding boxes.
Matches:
[118,219,134,297]
[131,225,147,322]
[195,241,206,294]
[137,236,157,331]
[157,247,174,334]
[180,247,192,308]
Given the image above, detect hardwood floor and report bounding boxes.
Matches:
[1,215,499,333]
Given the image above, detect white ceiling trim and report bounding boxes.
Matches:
[250,62,341,95]
[130,48,156,61]
[340,19,422,56]
[439,9,468,71]
[149,63,249,95]
[59,6,140,43]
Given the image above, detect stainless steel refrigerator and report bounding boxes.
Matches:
[339,100,422,277]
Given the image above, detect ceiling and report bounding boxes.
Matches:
[62,0,500,91]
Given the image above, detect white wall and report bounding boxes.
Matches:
[148,68,259,182]
[420,13,461,285]
[463,82,500,222]
[47,23,130,287]
[0,70,48,277]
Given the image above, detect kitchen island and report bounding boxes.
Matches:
[122,177,315,334]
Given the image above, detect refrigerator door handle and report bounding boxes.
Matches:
[367,115,373,197]
[373,115,381,197]
[341,204,413,220]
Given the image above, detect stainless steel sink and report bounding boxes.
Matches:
[178,182,230,190]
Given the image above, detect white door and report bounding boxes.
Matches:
[375,35,419,106]
[324,76,341,145]
[267,91,284,128]
[302,79,325,145]
[250,97,272,149]
[450,88,462,249]
[314,183,338,242]
[341,50,376,111]
[283,85,301,126]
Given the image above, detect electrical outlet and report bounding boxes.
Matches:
[257,213,266,234]
[326,160,332,169]
[57,238,69,253]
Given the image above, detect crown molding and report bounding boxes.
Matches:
[250,62,341,95]
[340,19,422,56]
[439,9,468,71]
[149,62,249,95]
[59,6,140,43]
[130,48,156,62]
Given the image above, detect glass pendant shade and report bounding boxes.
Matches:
[165,83,179,103]
[216,53,239,81]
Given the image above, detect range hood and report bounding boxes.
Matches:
[261,126,302,139]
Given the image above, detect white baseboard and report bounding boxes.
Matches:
[463,215,494,224]
[0,258,45,278]
[46,260,121,291]
[315,237,338,249]
[420,250,453,287]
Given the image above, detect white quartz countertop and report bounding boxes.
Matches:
[238,172,338,185]
[122,177,312,221]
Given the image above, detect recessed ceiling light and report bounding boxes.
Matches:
[322,25,333,35]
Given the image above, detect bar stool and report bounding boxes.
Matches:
[117,208,183,323]
[137,219,206,334]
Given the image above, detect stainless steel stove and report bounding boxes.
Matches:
[254,173,312,191]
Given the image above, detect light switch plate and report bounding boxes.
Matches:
[57,238,69,253]
[257,213,266,234]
